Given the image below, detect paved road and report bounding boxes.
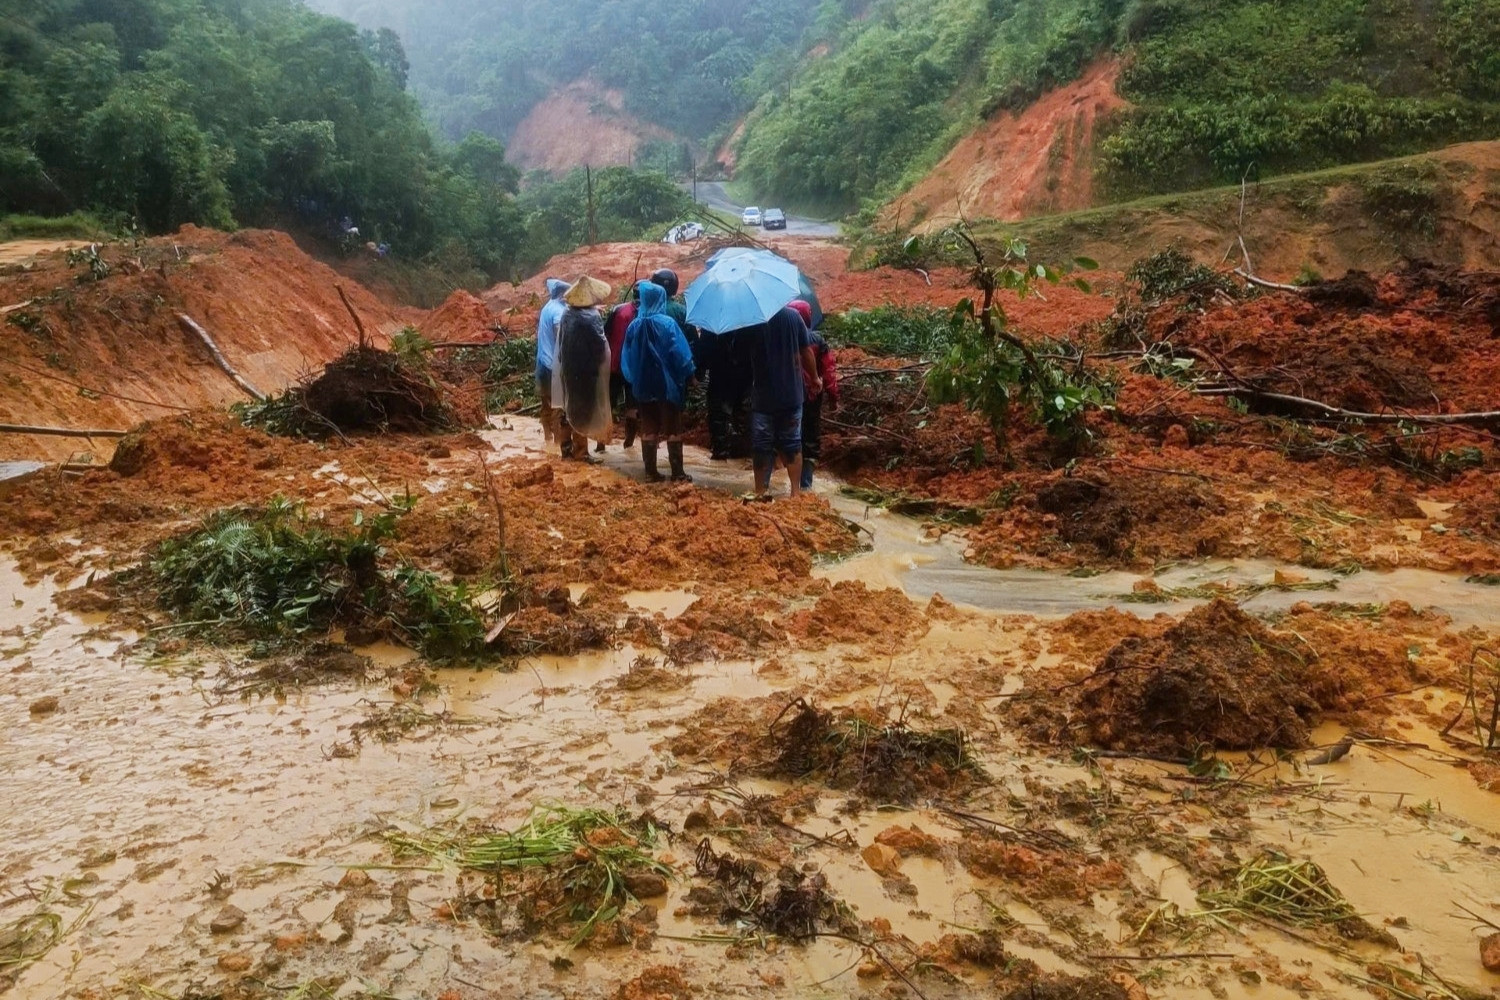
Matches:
[690,181,839,238]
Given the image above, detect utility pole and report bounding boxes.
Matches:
[585,165,597,246]
[691,158,697,204]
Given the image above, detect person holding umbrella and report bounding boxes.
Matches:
[622,279,697,483]
[686,250,820,498]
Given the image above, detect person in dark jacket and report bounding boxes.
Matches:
[604,286,639,449]
[622,280,697,482]
[789,299,839,490]
[738,304,821,498]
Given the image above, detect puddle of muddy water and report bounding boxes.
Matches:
[5,418,1500,998]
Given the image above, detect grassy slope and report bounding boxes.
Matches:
[968,141,1500,279]
[736,0,1500,214]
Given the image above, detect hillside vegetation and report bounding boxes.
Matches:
[0,0,524,273]
[305,0,819,146]
[736,0,1500,212]
[0,0,702,293]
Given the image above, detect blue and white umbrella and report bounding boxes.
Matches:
[705,247,823,328]
[685,250,803,334]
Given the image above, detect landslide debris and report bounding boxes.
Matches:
[1069,599,1318,755]
[669,697,984,804]
[238,343,475,439]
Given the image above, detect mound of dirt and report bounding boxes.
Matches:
[776,580,928,655]
[1169,262,1500,413]
[768,698,982,803]
[1071,599,1319,754]
[300,347,452,434]
[1032,472,1230,561]
[422,290,499,344]
[0,226,417,461]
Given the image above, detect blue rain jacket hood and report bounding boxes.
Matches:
[622,281,696,406]
[535,278,571,371]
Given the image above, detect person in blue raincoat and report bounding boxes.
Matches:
[535,278,570,443]
[622,280,697,483]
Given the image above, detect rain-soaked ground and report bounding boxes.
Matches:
[3,419,1500,999]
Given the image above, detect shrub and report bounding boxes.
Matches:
[148,498,491,660]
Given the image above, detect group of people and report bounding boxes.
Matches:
[533,267,839,499]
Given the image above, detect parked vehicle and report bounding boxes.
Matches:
[763,208,787,231]
[741,206,763,226]
[662,222,705,244]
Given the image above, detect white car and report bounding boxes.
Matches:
[741,206,763,226]
[662,222,705,244]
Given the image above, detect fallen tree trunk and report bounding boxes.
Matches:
[1199,386,1500,428]
[0,423,130,437]
[177,313,265,401]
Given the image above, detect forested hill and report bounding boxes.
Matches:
[0,0,525,274]
[303,0,820,146]
[737,0,1500,212]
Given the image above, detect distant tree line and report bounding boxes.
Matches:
[0,0,697,283]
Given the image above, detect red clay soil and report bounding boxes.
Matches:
[0,411,859,600]
[483,237,1115,341]
[421,290,502,344]
[0,228,419,461]
[826,263,1500,574]
[887,59,1127,230]
[1167,263,1500,412]
[508,79,676,174]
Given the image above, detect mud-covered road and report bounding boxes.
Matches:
[3,417,1499,999]
[691,181,840,238]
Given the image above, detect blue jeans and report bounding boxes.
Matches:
[752,407,803,459]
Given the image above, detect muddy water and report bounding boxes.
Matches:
[528,413,1500,626]
[3,420,1499,997]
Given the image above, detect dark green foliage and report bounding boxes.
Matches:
[1127,248,1240,308]
[515,168,696,273]
[149,498,490,659]
[0,0,528,283]
[462,337,539,412]
[822,305,960,358]
[1100,0,1500,194]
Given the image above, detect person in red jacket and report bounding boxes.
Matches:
[604,286,639,449]
[790,299,838,490]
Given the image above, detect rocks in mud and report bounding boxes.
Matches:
[623,872,669,899]
[510,463,555,490]
[860,842,902,876]
[1034,473,1227,560]
[1070,599,1319,755]
[209,905,246,934]
[28,696,59,715]
[1483,932,1500,973]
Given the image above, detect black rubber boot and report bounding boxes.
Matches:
[623,415,639,449]
[668,441,692,483]
[642,442,666,483]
